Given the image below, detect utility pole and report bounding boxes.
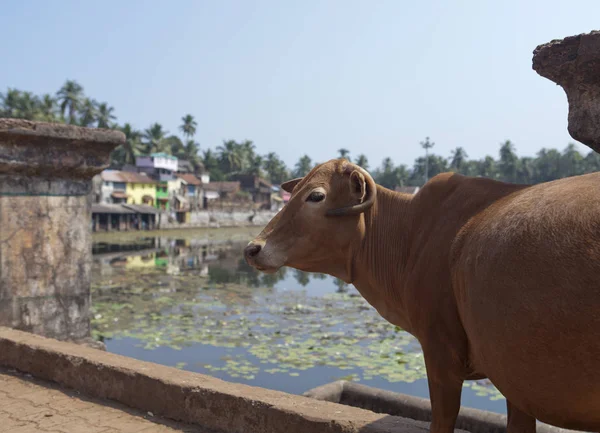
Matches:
[420,136,435,184]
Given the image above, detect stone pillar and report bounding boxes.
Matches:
[0,119,123,349]
[532,30,600,153]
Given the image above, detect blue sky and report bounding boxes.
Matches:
[2,0,599,170]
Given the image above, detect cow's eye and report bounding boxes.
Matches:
[306,191,325,202]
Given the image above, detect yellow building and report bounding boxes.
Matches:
[120,172,157,206]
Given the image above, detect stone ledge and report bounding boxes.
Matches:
[0,119,125,146]
[0,119,124,179]
[304,381,573,433]
[0,327,468,433]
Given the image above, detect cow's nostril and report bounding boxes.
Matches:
[245,244,262,258]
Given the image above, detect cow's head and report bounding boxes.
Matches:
[244,158,377,281]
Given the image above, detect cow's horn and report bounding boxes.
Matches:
[326,165,377,217]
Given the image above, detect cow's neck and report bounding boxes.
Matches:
[348,186,415,330]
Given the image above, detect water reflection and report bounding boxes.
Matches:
[92,236,351,291]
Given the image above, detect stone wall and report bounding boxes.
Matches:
[158,209,278,229]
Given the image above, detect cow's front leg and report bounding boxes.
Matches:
[507,400,536,433]
[424,355,463,433]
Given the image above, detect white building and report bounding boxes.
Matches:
[136,153,178,181]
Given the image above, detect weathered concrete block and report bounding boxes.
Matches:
[0,327,469,433]
[0,119,123,346]
[532,30,600,153]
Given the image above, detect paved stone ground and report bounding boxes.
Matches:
[0,368,217,433]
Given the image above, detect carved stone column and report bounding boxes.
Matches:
[0,119,123,348]
[533,30,600,153]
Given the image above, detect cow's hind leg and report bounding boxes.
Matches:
[507,400,536,433]
[426,376,462,433]
[423,345,466,433]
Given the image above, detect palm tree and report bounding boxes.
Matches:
[56,80,83,124]
[294,155,313,177]
[560,143,584,178]
[183,139,200,164]
[217,140,244,174]
[584,150,600,174]
[338,148,350,159]
[263,152,289,184]
[477,156,497,179]
[179,114,197,140]
[96,102,116,128]
[533,148,561,183]
[375,157,399,189]
[517,157,534,184]
[0,89,22,118]
[382,157,394,173]
[185,141,202,171]
[498,140,518,183]
[16,92,39,120]
[79,98,98,127]
[450,147,468,173]
[248,154,264,177]
[119,123,144,165]
[143,123,169,154]
[420,137,435,183]
[395,165,409,187]
[164,135,184,157]
[240,140,256,172]
[37,94,58,122]
[202,149,218,168]
[355,154,369,170]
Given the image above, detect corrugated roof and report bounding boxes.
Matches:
[177,173,202,186]
[91,204,135,214]
[122,204,160,214]
[100,170,157,184]
[101,170,124,183]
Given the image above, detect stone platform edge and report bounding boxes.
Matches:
[0,327,469,433]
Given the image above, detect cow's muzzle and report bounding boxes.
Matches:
[244,243,262,260]
[244,242,278,273]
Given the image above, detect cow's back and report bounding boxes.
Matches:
[452,172,600,430]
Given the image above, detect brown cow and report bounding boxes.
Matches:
[244,158,600,433]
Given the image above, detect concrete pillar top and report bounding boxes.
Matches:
[0,119,125,180]
[532,30,600,153]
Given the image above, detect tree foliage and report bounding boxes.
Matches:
[2,82,600,189]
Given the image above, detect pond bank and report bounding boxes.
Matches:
[92,225,260,244]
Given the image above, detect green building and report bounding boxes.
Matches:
[156,183,169,210]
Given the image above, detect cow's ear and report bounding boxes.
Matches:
[281,177,303,193]
[349,170,367,203]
